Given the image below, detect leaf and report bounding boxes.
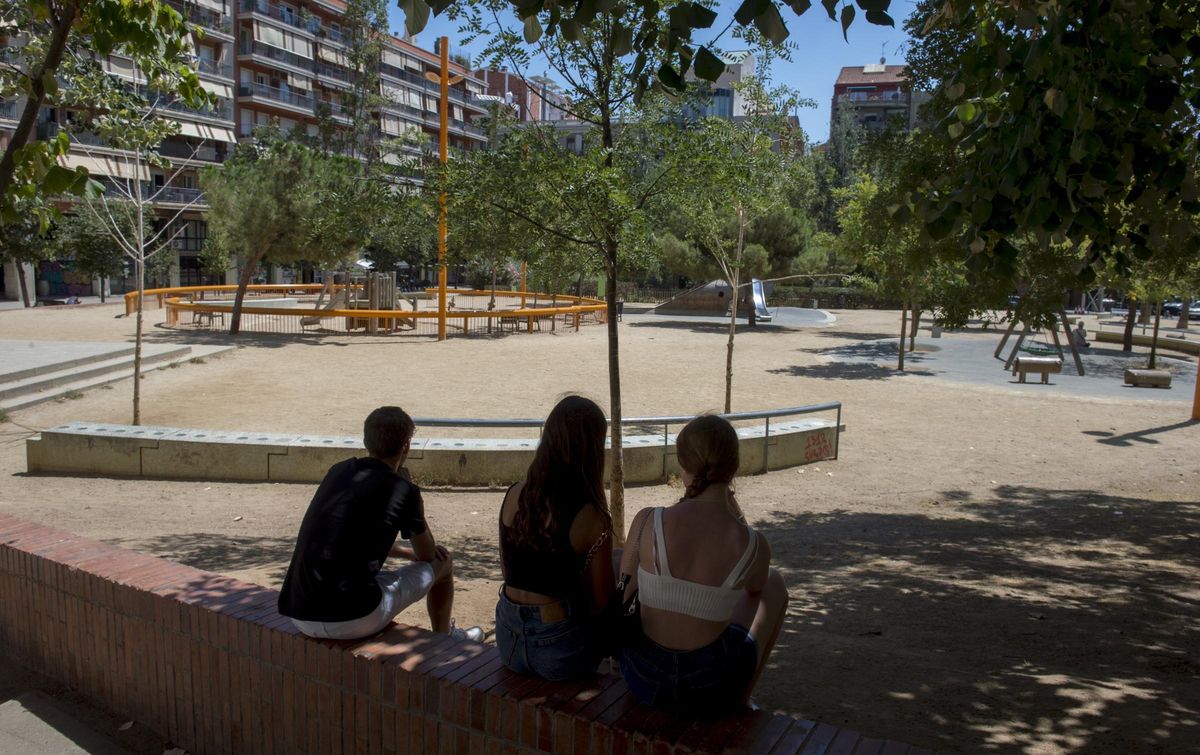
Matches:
[43,165,82,194]
[693,46,726,81]
[821,0,838,21]
[840,4,856,41]
[856,0,889,10]
[689,3,718,28]
[523,15,542,44]
[612,23,633,56]
[946,82,965,100]
[947,121,964,138]
[560,18,583,42]
[1043,88,1065,117]
[865,9,893,26]
[789,0,812,15]
[754,4,789,44]
[734,0,771,26]
[657,62,685,92]
[398,0,430,36]
[955,102,977,122]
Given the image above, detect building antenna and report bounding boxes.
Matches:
[880,42,886,66]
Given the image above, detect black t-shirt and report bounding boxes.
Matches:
[278,457,428,622]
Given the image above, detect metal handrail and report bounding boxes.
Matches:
[412,402,844,471]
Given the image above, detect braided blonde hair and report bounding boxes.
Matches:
[677,415,746,523]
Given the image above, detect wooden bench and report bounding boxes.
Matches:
[1124,368,1172,388]
[1013,356,1063,384]
[0,514,938,755]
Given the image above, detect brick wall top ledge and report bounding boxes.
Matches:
[0,513,942,755]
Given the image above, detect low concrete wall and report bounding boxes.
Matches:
[1094,329,1200,356]
[27,418,841,485]
[0,513,928,754]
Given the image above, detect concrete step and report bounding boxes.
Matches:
[1,345,233,413]
[0,346,194,401]
[0,345,137,384]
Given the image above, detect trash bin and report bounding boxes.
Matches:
[616,300,624,321]
[932,324,942,338]
[810,299,818,309]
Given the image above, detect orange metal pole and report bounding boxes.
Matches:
[437,36,450,341]
[520,261,527,308]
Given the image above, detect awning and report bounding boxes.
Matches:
[59,151,150,182]
[176,121,236,143]
[317,46,348,67]
[198,79,233,99]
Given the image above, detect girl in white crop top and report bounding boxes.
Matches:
[617,415,790,712]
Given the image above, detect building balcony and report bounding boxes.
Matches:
[37,124,226,162]
[238,41,315,75]
[239,0,319,34]
[378,62,487,112]
[168,0,232,37]
[237,81,316,114]
[97,178,208,207]
[0,99,19,121]
[315,62,352,84]
[836,92,910,105]
[153,93,234,122]
[195,58,234,80]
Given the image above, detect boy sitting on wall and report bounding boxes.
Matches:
[278,406,482,642]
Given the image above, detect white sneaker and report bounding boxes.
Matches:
[447,619,484,643]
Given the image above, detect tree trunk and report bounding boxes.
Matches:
[724,206,745,414]
[1138,299,1151,325]
[230,250,266,335]
[1178,296,1190,330]
[908,300,920,351]
[604,251,625,544]
[99,276,106,303]
[488,266,496,311]
[1122,301,1136,352]
[133,257,144,425]
[0,7,78,201]
[17,263,31,308]
[1149,301,1162,369]
[898,304,908,371]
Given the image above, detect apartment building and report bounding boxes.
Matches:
[473,68,571,122]
[830,61,930,132]
[683,50,756,120]
[1,0,488,301]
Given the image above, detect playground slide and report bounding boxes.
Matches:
[751,278,773,321]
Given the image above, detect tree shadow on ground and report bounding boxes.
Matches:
[766,362,925,381]
[627,320,775,335]
[142,325,356,349]
[117,532,295,585]
[1082,420,1200,447]
[753,486,1200,754]
[812,330,900,342]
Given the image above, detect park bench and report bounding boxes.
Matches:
[1013,356,1062,384]
[1124,368,1172,388]
[0,514,937,755]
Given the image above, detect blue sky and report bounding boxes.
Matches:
[384,1,916,143]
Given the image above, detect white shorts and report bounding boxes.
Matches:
[290,561,435,640]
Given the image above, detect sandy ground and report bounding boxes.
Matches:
[1,302,1198,754]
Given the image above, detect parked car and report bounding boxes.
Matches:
[1161,301,1186,316]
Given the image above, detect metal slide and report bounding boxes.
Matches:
[751,278,773,321]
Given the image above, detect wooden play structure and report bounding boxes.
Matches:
[994,307,1085,379]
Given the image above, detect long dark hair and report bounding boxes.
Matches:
[510,395,611,549]
[676,414,746,522]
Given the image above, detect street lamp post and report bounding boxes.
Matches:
[425,37,462,341]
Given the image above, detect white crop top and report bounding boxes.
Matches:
[637,507,759,622]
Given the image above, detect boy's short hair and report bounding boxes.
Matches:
[364,406,415,459]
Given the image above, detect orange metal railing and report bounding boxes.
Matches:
[135,284,608,337]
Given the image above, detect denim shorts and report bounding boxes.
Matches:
[619,623,758,712]
[289,563,434,641]
[495,590,603,681]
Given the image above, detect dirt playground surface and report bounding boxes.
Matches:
[0,303,1197,754]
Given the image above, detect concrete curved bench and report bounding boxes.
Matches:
[26,417,842,485]
[0,513,937,754]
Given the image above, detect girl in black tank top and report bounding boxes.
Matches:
[495,396,615,681]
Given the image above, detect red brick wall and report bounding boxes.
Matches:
[0,514,926,754]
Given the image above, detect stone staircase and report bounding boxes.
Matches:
[0,340,233,414]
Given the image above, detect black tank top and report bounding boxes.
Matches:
[499,485,587,600]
